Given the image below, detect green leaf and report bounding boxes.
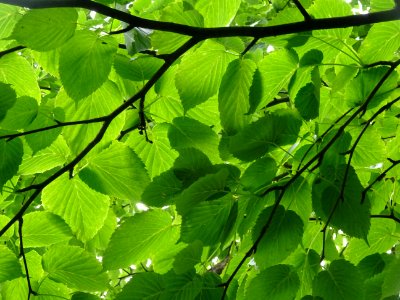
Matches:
[345,219,399,264]
[295,82,320,120]
[0,135,22,189]
[196,0,241,27]
[281,176,312,223]
[245,264,300,300]
[0,53,41,100]
[359,21,400,64]
[253,206,304,268]
[382,258,400,298]
[79,141,150,202]
[0,96,38,130]
[240,157,277,192]
[128,123,179,179]
[0,245,22,283]
[181,194,233,245]
[141,170,182,207]
[229,109,302,161]
[312,166,371,239]
[345,67,398,109]
[250,49,298,112]
[176,169,229,215]
[313,259,364,300]
[103,209,179,270]
[72,293,101,300]
[0,82,16,122]
[116,271,207,300]
[24,104,61,153]
[114,54,163,81]
[286,249,321,298]
[59,31,117,100]
[176,40,234,110]
[0,4,20,42]
[19,136,70,175]
[42,245,109,291]
[351,127,386,169]
[42,174,109,242]
[173,240,203,274]
[12,8,77,51]
[22,211,72,247]
[219,58,257,134]
[61,81,125,155]
[168,117,220,163]
[370,0,395,11]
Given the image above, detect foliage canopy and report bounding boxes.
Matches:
[0,0,400,299]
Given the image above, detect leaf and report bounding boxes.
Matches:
[42,245,109,292]
[19,136,70,175]
[0,53,41,100]
[250,49,298,112]
[382,258,400,298]
[168,117,220,163]
[128,123,179,179]
[173,240,203,274]
[0,96,38,130]
[61,81,125,155]
[79,141,150,201]
[12,8,77,51]
[176,169,229,215]
[141,170,182,207]
[359,21,400,64]
[0,134,22,189]
[0,245,22,283]
[181,194,233,245]
[313,259,364,300]
[24,104,61,154]
[295,82,320,120]
[345,67,398,109]
[312,165,371,239]
[253,206,304,268]
[245,264,300,300]
[176,40,234,110]
[22,211,72,247]
[42,174,109,242]
[196,0,241,27]
[229,109,302,161]
[116,271,207,300]
[59,30,117,100]
[345,219,399,264]
[0,4,20,42]
[0,82,16,122]
[281,176,312,224]
[240,156,277,192]
[219,58,257,134]
[351,127,386,169]
[113,54,163,81]
[103,209,179,270]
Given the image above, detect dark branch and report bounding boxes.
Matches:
[19,218,37,298]
[0,0,398,39]
[0,117,107,141]
[0,45,26,58]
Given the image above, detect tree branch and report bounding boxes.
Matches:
[0,0,398,39]
[19,218,37,298]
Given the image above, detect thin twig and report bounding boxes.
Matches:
[19,218,37,298]
[292,0,312,21]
